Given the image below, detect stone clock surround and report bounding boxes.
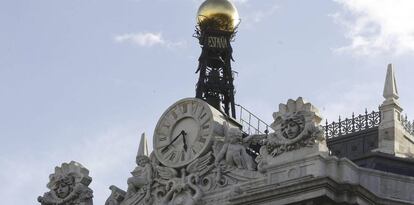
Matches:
[153,98,239,168]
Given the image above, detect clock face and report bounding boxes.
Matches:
[153,98,214,168]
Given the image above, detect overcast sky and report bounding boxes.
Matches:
[2,0,414,204]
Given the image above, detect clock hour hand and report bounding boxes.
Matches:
[182,131,188,152]
[161,130,185,152]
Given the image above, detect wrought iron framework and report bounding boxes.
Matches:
[194,26,237,118]
[235,104,271,135]
[324,110,381,139]
[402,115,414,135]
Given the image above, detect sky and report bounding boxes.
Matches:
[1,0,414,204]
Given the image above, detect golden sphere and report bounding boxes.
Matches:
[197,0,240,32]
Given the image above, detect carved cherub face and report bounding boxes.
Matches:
[281,118,302,139]
[227,128,242,144]
[136,156,149,167]
[53,176,74,199]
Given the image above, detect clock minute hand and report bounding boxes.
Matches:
[161,130,185,152]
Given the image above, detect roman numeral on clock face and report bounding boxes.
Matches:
[202,124,210,130]
[191,146,198,155]
[158,136,167,141]
[171,110,178,120]
[181,150,186,161]
[156,137,170,149]
[200,112,207,120]
[180,103,189,114]
[198,135,208,143]
[161,147,170,155]
[165,150,177,161]
[193,103,204,117]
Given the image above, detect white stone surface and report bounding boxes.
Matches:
[383,64,399,100]
[228,151,414,204]
[377,64,414,157]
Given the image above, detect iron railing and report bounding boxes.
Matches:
[235,104,271,135]
[324,110,381,139]
[402,115,414,135]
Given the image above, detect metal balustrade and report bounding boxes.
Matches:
[324,110,381,139]
[235,104,271,135]
[402,115,414,135]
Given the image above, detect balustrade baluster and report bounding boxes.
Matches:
[352,112,355,132]
[338,116,342,136]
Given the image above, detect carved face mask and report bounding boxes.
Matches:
[136,156,149,167]
[55,181,71,198]
[282,119,301,139]
[54,176,75,199]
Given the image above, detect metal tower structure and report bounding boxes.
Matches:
[194,0,240,118]
[194,27,236,118]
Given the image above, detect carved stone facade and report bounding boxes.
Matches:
[38,96,414,205]
[38,161,93,205]
[105,127,262,205]
[38,66,414,205]
[253,97,328,172]
[33,0,414,203]
[99,94,414,205]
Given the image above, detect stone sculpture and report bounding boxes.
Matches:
[105,134,184,205]
[106,126,261,205]
[252,97,326,171]
[123,133,154,205]
[105,186,126,205]
[192,123,263,192]
[214,122,255,171]
[38,161,93,205]
[161,169,202,205]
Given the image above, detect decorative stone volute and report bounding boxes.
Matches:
[38,161,93,205]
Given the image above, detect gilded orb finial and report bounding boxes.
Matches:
[197,0,240,32]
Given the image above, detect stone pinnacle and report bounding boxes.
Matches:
[383,63,399,101]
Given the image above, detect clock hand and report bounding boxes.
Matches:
[182,131,188,152]
[161,130,185,152]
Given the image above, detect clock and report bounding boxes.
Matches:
[153,98,227,168]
